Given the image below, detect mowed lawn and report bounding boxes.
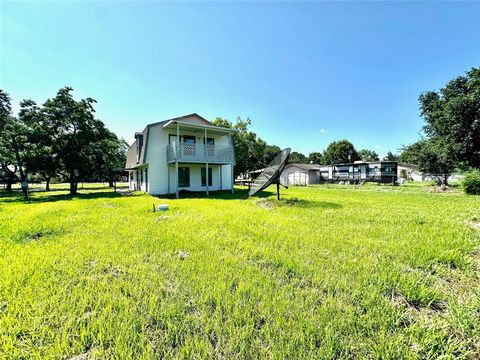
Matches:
[0,184,479,359]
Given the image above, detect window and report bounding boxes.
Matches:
[201,167,213,187]
[168,135,196,144]
[178,167,190,187]
[183,135,196,144]
[204,137,215,157]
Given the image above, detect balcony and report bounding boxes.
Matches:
[166,142,235,164]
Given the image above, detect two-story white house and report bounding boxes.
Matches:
[125,114,236,198]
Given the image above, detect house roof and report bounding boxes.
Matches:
[125,127,148,169]
[125,113,235,169]
[285,163,321,171]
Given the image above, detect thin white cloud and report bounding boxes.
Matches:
[320,128,328,134]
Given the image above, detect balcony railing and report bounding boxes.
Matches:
[166,142,234,164]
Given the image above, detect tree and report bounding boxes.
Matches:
[383,151,399,162]
[212,116,278,175]
[288,151,308,164]
[92,134,129,187]
[400,139,454,185]
[420,67,480,169]
[358,149,379,162]
[18,99,61,191]
[41,87,115,195]
[0,90,29,197]
[0,90,16,190]
[263,144,281,164]
[0,132,18,191]
[322,140,359,164]
[308,152,323,164]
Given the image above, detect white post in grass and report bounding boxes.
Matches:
[205,128,209,196]
[176,122,180,199]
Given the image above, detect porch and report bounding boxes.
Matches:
[166,142,234,164]
[162,119,236,198]
[166,163,233,198]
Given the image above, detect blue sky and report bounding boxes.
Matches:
[1,1,479,157]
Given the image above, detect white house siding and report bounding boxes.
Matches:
[166,164,223,192]
[282,165,309,186]
[221,164,232,190]
[144,124,233,195]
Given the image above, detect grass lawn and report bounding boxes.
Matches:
[0,183,479,359]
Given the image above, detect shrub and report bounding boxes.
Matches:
[462,171,480,195]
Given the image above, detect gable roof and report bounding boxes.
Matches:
[125,126,148,169]
[147,113,213,128]
[285,163,321,171]
[125,113,235,169]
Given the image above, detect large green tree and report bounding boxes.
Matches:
[308,152,323,164]
[383,151,399,162]
[92,134,129,187]
[42,87,117,194]
[0,90,29,197]
[212,117,278,175]
[358,149,379,162]
[288,151,308,164]
[18,99,61,191]
[322,140,359,164]
[400,139,454,185]
[420,67,480,169]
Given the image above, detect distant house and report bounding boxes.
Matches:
[318,161,398,183]
[397,163,425,181]
[125,114,236,198]
[397,163,463,183]
[280,163,321,186]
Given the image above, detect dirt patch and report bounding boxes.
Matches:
[390,288,446,316]
[470,221,480,231]
[22,229,59,243]
[255,199,275,209]
[176,250,189,260]
[69,348,96,360]
[429,185,455,193]
[155,215,175,222]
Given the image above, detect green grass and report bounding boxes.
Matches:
[0,183,479,359]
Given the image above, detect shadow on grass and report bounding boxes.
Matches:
[156,188,274,200]
[0,189,124,204]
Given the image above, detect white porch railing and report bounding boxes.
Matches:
[166,142,234,163]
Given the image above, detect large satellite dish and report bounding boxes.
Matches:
[249,148,291,200]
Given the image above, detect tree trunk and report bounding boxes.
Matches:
[45,177,51,191]
[69,181,78,195]
[108,178,114,187]
[11,135,28,199]
[5,179,13,192]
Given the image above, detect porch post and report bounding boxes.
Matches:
[205,128,209,196]
[220,166,223,190]
[176,123,179,199]
[168,164,170,195]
